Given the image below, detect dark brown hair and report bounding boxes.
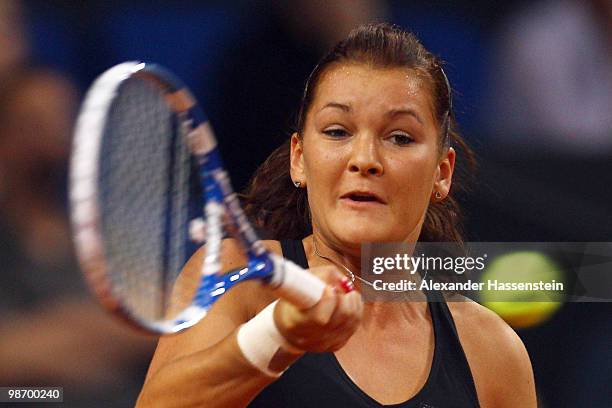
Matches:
[243,23,476,242]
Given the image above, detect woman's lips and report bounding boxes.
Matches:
[339,191,386,205]
[339,194,386,209]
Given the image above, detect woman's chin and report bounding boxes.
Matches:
[330,219,420,247]
[334,224,396,245]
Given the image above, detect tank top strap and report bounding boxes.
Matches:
[426,291,461,338]
[424,290,481,407]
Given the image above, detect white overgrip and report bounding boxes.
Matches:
[268,254,326,309]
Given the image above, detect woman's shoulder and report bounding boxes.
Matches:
[446,297,526,356]
[181,239,283,316]
[195,238,282,266]
[143,239,284,381]
[185,239,283,274]
[221,239,283,312]
[446,297,537,407]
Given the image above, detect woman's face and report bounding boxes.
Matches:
[290,63,455,251]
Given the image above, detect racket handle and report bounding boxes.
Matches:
[269,254,326,309]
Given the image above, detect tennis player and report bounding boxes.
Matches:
[137,23,536,407]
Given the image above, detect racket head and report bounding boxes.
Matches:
[70,62,325,335]
[70,62,214,334]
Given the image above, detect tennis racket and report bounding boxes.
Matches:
[70,61,331,335]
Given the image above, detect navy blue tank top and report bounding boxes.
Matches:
[249,240,480,408]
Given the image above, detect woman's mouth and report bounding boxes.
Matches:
[340,191,386,207]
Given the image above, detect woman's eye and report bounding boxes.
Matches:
[390,133,414,145]
[323,128,349,138]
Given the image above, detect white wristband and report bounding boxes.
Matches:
[237,300,302,377]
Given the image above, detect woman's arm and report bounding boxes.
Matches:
[492,323,537,408]
[136,290,288,407]
[137,240,362,408]
[449,300,537,408]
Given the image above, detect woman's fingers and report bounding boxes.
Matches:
[274,265,363,353]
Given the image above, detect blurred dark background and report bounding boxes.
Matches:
[1,0,610,406]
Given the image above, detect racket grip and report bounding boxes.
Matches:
[269,254,326,309]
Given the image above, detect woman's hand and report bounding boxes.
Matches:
[274,266,363,352]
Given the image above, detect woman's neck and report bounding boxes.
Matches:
[362,300,430,328]
[307,233,362,273]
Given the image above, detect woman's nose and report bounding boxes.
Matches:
[347,134,383,176]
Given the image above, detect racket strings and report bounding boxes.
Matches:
[98,77,194,321]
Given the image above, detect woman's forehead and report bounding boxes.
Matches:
[311,63,435,119]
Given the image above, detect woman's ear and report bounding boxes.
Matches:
[290,132,306,186]
[433,147,455,200]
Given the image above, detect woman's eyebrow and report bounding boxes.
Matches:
[386,108,423,125]
[316,103,424,125]
[318,102,351,113]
